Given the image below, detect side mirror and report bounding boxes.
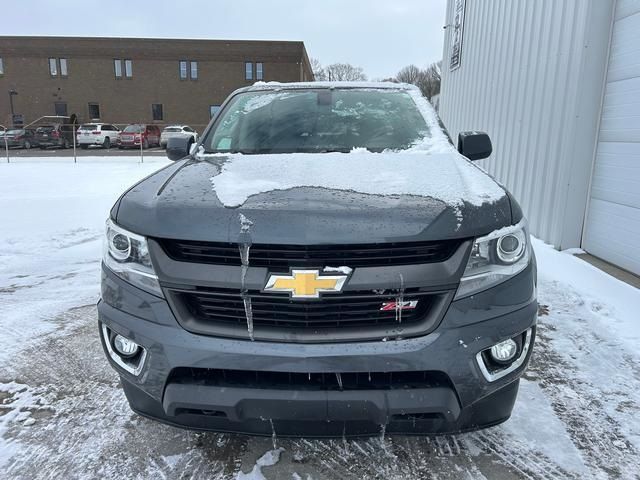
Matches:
[166,136,191,161]
[458,131,492,161]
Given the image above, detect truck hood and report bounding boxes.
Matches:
[115,151,512,244]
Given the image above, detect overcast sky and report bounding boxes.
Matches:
[5,0,447,79]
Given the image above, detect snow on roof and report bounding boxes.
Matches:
[243,81,419,92]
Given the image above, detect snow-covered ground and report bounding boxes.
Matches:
[1,157,639,479]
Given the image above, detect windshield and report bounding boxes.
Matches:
[164,127,182,132]
[6,129,24,135]
[123,125,143,133]
[36,126,55,133]
[79,124,98,130]
[203,88,430,154]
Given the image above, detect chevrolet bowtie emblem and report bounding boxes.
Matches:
[264,269,348,299]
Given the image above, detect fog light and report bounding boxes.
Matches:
[113,334,139,358]
[490,339,518,363]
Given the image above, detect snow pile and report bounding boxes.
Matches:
[533,238,640,350]
[0,157,170,364]
[210,152,504,208]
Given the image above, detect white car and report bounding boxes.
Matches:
[160,125,198,149]
[77,124,121,149]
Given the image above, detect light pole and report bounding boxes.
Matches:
[8,90,18,120]
[0,124,9,163]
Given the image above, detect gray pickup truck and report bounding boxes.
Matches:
[99,82,536,437]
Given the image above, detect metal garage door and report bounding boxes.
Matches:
[583,0,640,275]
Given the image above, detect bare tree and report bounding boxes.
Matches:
[396,64,422,85]
[310,57,327,81]
[324,63,367,81]
[395,61,442,99]
[421,61,442,98]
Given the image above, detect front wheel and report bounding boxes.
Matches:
[24,140,31,149]
[63,139,70,149]
[143,139,149,149]
[103,137,111,149]
[80,144,89,150]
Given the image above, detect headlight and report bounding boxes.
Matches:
[455,219,531,299]
[103,219,163,297]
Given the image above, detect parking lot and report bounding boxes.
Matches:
[1,156,639,479]
[2,145,167,159]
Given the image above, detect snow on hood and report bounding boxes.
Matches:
[209,151,505,209]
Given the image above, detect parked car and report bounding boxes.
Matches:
[100,83,536,437]
[118,124,161,149]
[36,124,75,149]
[1,128,38,149]
[77,123,120,149]
[160,125,198,149]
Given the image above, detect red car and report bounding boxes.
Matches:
[118,124,161,149]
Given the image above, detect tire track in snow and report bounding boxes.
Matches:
[530,281,640,479]
[1,306,237,480]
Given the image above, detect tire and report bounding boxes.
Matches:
[24,140,31,149]
[63,139,70,149]
[143,138,149,149]
[40,146,47,150]
[80,144,89,150]
[103,137,111,149]
[187,139,194,153]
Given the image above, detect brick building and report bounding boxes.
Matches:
[0,36,313,130]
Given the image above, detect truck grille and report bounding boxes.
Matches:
[168,367,453,391]
[165,286,453,342]
[177,287,432,329]
[157,239,460,270]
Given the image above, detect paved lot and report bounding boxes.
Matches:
[2,145,167,159]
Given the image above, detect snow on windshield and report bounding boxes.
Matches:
[203,85,502,210]
[209,151,505,208]
[204,86,448,154]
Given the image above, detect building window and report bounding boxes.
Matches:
[179,60,188,80]
[124,59,133,78]
[0,57,4,75]
[256,62,263,81]
[54,102,67,116]
[152,103,163,121]
[49,58,58,76]
[88,103,100,119]
[60,58,68,76]
[245,61,253,80]
[190,61,198,80]
[114,59,122,78]
[209,105,221,119]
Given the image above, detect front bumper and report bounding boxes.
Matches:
[78,138,103,145]
[98,261,536,437]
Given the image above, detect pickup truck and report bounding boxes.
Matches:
[99,82,537,437]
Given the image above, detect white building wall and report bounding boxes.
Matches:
[582,0,640,275]
[439,0,615,249]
